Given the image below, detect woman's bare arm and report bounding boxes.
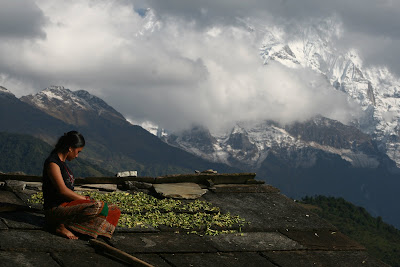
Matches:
[47,162,86,201]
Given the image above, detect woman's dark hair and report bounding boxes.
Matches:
[52,131,85,154]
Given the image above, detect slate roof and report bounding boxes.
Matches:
[0,173,389,267]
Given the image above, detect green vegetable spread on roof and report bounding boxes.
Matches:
[29,191,247,236]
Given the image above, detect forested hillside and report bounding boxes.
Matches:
[300,195,400,267]
[0,132,112,177]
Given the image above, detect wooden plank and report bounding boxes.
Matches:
[0,173,259,185]
[75,176,155,185]
[0,174,42,182]
[0,174,155,184]
[155,173,257,184]
[89,239,154,267]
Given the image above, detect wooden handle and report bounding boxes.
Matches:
[89,239,154,267]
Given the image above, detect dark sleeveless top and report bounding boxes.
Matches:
[42,153,75,210]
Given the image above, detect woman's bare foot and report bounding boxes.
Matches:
[55,224,78,239]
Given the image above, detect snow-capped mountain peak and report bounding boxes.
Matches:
[20,86,127,126]
[42,86,67,100]
[230,124,247,135]
[28,85,93,111]
[257,20,400,166]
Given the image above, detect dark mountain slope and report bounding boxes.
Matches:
[6,86,239,176]
[0,132,112,177]
[160,117,400,228]
[258,146,400,229]
[300,195,400,266]
[0,88,71,144]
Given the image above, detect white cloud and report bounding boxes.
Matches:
[0,0,378,133]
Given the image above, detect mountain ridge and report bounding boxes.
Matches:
[20,85,128,127]
[3,83,400,228]
[259,23,400,167]
[4,85,240,177]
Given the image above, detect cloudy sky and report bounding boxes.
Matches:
[0,0,399,132]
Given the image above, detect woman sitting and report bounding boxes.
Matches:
[43,131,120,239]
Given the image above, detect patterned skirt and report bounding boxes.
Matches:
[45,199,121,239]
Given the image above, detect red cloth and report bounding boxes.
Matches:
[46,199,121,239]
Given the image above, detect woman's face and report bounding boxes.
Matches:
[66,147,84,161]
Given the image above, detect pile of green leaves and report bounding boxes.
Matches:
[29,191,246,236]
